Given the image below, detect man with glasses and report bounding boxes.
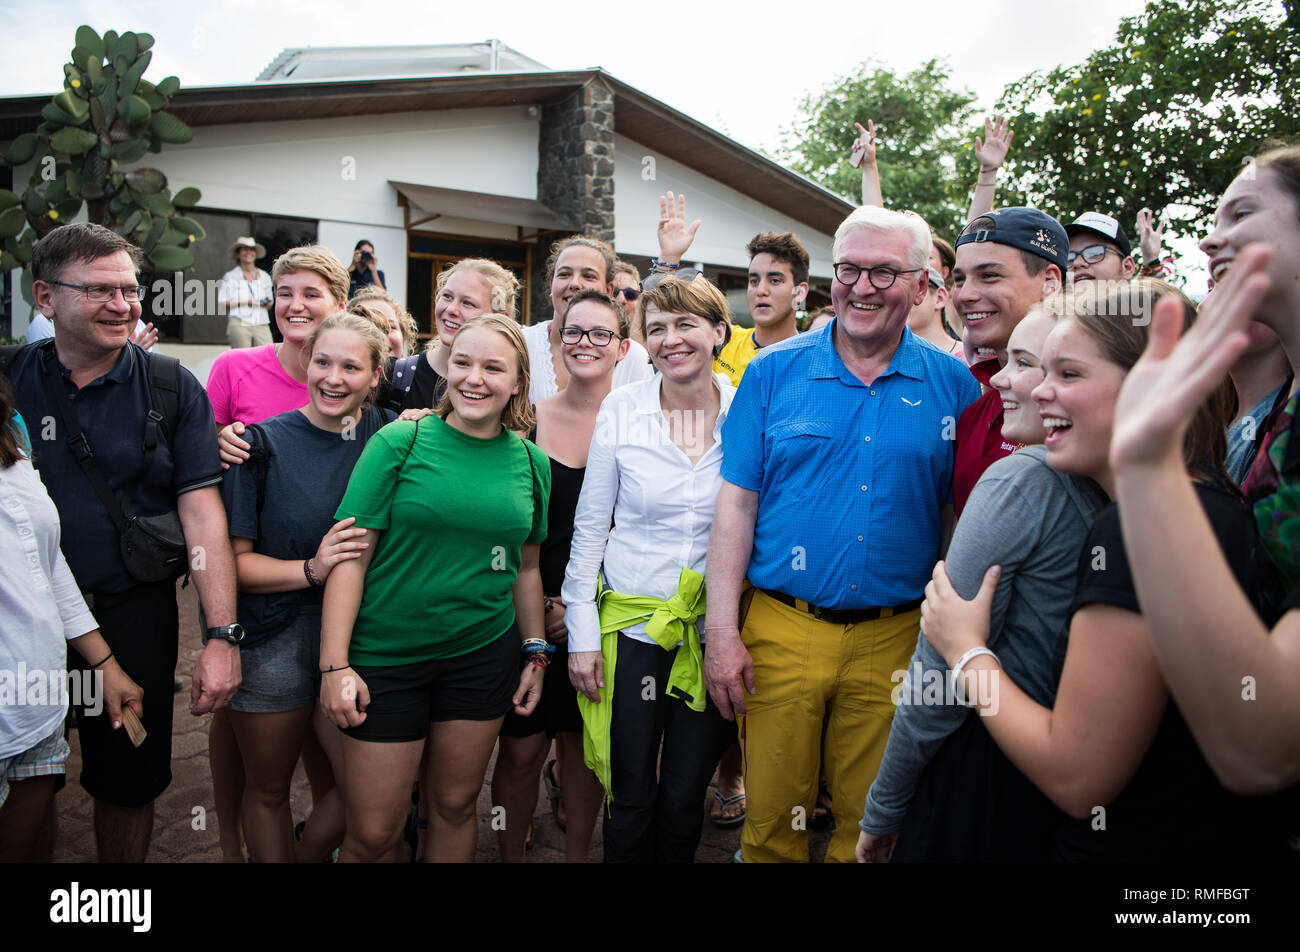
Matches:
[951,207,1067,516]
[4,223,240,861]
[1064,211,1136,285]
[703,205,980,863]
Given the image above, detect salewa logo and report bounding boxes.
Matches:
[901,397,921,407]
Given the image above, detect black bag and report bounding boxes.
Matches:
[32,341,191,584]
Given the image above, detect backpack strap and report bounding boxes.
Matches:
[391,354,422,394]
[0,342,28,377]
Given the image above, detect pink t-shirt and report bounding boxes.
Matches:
[206,343,308,426]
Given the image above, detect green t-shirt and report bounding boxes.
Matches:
[335,415,550,666]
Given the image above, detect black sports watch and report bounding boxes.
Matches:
[203,624,246,646]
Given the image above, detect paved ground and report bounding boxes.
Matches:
[52,584,833,862]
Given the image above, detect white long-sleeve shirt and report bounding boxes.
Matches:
[523,320,654,404]
[1,427,98,759]
[562,373,735,653]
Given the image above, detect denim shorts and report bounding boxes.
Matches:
[230,612,321,714]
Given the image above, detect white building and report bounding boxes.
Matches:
[1,42,853,342]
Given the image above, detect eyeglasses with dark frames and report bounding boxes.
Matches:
[559,325,620,347]
[832,263,922,290]
[1066,243,1118,267]
[615,287,640,302]
[47,280,146,303]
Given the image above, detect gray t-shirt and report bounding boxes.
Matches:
[860,446,1107,835]
[222,405,391,644]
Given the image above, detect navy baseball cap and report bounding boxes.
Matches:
[1064,212,1132,257]
[956,207,1068,272]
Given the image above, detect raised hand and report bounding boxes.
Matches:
[657,190,701,264]
[850,119,878,169]
[974,114,1014,171]
[1110,243,1272,472]
[1135,208,1165,263]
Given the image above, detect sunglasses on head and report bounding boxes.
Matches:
[641,268,704,292]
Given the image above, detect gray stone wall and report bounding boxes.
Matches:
[530,78,615,322]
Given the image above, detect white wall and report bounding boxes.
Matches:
[612,133,836,279]
[145,107,539,227]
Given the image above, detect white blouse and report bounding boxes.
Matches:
[523,320,654,405]
[1,437,98,759]
[562,373,735,653]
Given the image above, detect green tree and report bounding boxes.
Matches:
[997,0,1300,239]
[778,59,1003,240]
[0,25,205,306]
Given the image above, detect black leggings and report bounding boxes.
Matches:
[603,633,733,863]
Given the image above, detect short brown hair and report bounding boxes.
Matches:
[1253,144,1300,224]
[272,246,350,308]
[544,235,616,287]
[32,222,142,282]
[1063,279,1234,483]
[746,232,810,285]
[434,314,535,432]
[562,288,630,339]
[637,274,732,351]
[613,260,641,283]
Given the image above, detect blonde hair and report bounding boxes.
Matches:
[433,314,535,432]
[349,285,418,356]
[306,312,390,401]
[272,245,350,308]
[435,258,521,320]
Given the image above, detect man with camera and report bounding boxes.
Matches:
[348,239,387,298]
[4,222,241,861]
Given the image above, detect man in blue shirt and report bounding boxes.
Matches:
[6,223,241,862]
[704,205,980,863]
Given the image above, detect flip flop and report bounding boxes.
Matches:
[710,790,746,828]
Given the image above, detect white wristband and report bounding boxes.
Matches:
[949,646,999,706]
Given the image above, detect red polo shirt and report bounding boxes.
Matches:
[953,358,1018,517]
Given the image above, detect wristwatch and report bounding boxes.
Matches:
[202,624,246,646]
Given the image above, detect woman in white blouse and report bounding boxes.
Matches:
[0,387,141,861]
[563,273,736,862]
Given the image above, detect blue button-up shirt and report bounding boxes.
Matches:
[720,321,980,609]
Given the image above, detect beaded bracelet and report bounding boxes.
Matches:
[304,558,325,588]
[650,258,681,271]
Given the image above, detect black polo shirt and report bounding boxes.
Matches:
[7,340,222,594]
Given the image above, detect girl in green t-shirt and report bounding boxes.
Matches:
[320,314,550,863]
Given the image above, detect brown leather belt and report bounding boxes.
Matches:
[760,589,922,625]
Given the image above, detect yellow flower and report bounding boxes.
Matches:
[1092,93,1102,101]
[1082,108,1093,116]
[1072,77,1082,84]
[1119,159,1129,166]
[49,210,60,220]
[71,79,81,88]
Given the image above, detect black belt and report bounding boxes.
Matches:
[760,589,922,625]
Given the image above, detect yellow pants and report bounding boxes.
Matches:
[738,590,920,863]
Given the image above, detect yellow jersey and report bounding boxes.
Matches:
[713,325,761,387]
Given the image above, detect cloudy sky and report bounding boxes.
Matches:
[5,0,1150,155]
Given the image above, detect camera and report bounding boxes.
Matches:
[360,251,373,264]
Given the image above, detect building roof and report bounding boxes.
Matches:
[256,40,549,81]
[0,68,854,235]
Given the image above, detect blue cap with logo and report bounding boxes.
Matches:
[955,207,1068,273]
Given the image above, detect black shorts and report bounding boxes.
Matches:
[70,581,179,807]
[500,643,584,739]
[342,626,519,743]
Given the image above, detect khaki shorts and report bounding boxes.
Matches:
[227,319,273,349]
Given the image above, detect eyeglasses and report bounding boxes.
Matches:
[48,280,146,303]
[560,325,620,347]
[641,268,703,291]
[615,287,640,302]
[832,263,922,290]
[1067,243,1118,267]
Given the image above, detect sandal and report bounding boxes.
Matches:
[710,790,746,828]
[544,759,565,832]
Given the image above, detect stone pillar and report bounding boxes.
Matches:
[530,78,615,322]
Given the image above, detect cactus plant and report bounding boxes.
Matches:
[0,25,205,305]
